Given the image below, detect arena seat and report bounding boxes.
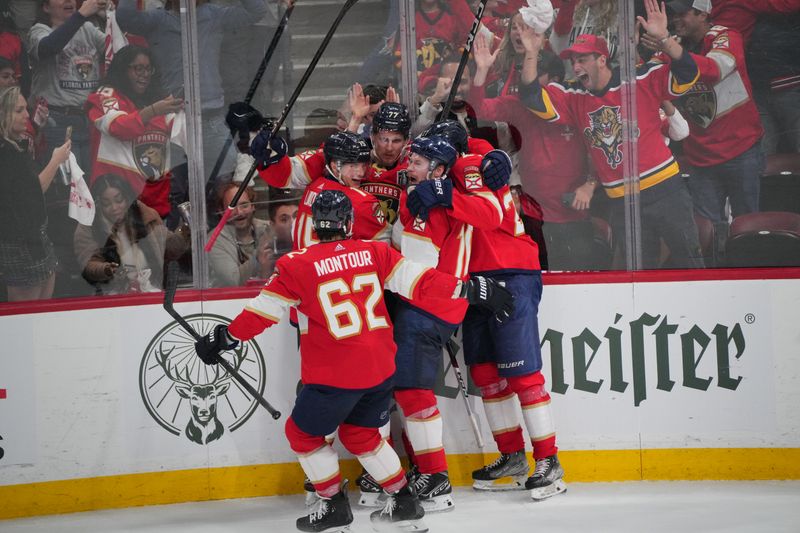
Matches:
[725,212,800,267]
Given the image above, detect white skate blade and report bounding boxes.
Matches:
[359,491,386,507]
[472,474,528,492]
[419,493,455,513]
[530,479,567,501]
[371,518,429,532]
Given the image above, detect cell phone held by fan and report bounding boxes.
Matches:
[59,126,73,185]
[561,191,576,208]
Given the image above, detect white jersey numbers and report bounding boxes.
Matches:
[317,272,389,339]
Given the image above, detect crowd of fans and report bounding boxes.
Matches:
[1,0,798,302]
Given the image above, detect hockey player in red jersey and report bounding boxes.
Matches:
[194,189,514,532]
[251,130,391,250]
[382,135,508,513]
[359,102,413,225]
[411,118,568,501]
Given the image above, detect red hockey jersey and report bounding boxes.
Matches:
[676,26,763,167]
[393,171,501,324]
[257,149,392,249]
[227,239,462,389]
[359,155,409,226]
[521,53,700,198]
[87,86,174,216]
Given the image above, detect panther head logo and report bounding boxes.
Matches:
[584,106,624,169]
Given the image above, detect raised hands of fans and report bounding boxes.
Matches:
[250,129,288,169]
[463,275,515,323]
[637,0,669,41]
[473,33,501,86]
[386,85,400,103]
[480,149,513,191]
[429,77,452,107]
[518,23,545,54]
[194,324,239,365]
[407,178,453,220]
[348,82,372,122]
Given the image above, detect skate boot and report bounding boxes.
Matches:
[357,469,385,507]
[525,454,567,501]
[370,484,428,532]
[296,480,353,532]
[304,477,320,507]
[412,471,454,513]
[471,450,529,491]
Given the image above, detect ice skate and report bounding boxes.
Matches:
[525,454,567,501]
[357,470,385,507]
[296,480,353,532]
[369,484,428,532]
[471,450,529,491]
[412,471,454,513]
[304,477,321,507]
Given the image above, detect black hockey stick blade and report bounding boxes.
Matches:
[441,0,489,118]
[162,262,281,419]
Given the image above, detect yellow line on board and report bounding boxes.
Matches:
[1,448,799,520]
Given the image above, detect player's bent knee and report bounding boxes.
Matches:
[506,372,548,403]
[470,363,509,398]
[338,423,382,455]
[394,388,438,418]
[285,416,327,454]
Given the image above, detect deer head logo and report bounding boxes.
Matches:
[139,314,266,443]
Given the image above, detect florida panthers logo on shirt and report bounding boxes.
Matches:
[678,82,717,129]
[584,105,623,169]
[134,130,169,180]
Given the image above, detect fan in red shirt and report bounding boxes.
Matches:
[193,189,513,533]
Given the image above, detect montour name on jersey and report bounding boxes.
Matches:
[314,250,375,277]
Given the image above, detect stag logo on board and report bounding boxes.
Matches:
[139,314,266,445]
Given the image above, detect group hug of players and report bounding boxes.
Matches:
[194,101,565,533]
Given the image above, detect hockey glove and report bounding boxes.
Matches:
[480,149,513,191]
[407,178,453,220]
[250,129,288,169]
[226,102,263,135]
[194,324,239,365]
[463,275,515,323]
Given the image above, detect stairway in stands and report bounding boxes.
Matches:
[281,0,389,149]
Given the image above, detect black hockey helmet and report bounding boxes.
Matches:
[372,102,411,138]
[311,189,354,239]
[410,135,458,174]
[422,120,468,154]
[323,131,371,167]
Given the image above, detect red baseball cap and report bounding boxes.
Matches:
[558,34,610,60]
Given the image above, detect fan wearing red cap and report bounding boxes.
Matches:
[515,0,707,269]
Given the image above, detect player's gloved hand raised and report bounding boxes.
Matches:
[250,129,288,169]
[226,101,263,135]
[194,324,239,365]
[463,275,515,323]
[407,177,453,220]
[480,149,513,191]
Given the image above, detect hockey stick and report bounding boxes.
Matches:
[445,337,484,448]
[440,0,489,119]
[206,1,296,187]
[163,262,281,419]
[205,0,360,252]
